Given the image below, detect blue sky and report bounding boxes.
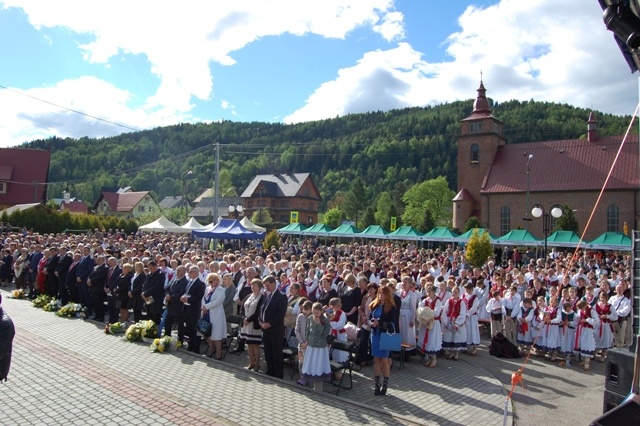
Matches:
[0,0,637,147]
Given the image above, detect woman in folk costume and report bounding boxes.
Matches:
[475,278,491,325]
[540,296,562,361]
[397,276,419,352]
[300,302,332,391]
[516,297,535,352]
[442,286,467,361]
[532,296,547,356]
[558,302,578,367]
[417,286,441,367]
[462,281,480,355]
[594,292,617,362]
[574,300,600,371]
[328,297,348,364]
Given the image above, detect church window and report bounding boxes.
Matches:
[469,122,483,133]
[470,144,479,164]
[500,206,510,235]
[607,204,619,232]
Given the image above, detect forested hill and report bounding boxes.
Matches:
[25,99,635,210]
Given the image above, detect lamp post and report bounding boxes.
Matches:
[531,204,563,259]
[181,170,193,223]
[524,154,533,227]
[228,204,243,219]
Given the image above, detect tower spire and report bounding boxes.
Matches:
[472,78,491,115]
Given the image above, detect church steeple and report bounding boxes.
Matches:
[472,80,491,116]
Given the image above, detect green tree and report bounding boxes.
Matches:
[251,209,273,224]
[463,216,482,232]
[322,207,342,228]
[401,176,454,231]
[343,177,366,226]
[465,230,493,267]
[361,206,376,230]
[374,192,392,228]
[264,229,280,250]
[554,204,579,232]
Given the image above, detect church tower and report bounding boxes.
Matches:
[453,80,506,230]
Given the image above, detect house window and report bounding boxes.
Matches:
[607,204,619,232]
[470,144,479,164]
[247,200,253,208]
[303,188,310,196]
[500,205,510,235]
[280,215,288,222]
[138,206,145,213]
[308,202,314,210]
[0,181,6,194]
[307,216,314,225]
[470,122,483,133]
[281,200,290,208]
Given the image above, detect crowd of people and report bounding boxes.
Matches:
[0,227,634,393]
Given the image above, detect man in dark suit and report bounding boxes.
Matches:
[76,246,95,316]
[44,246,60,297]
[259,275,288,379]
[65,252,82,304]
[27,244,42,298]
[87,255,108,322]
[105,257,122,323]
[164,265,187,339]
[181,265,206,353]
[142,261,165,325]
[55,246,73,305]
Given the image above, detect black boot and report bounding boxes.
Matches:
[380,377,389,396]
[374,375,381,396]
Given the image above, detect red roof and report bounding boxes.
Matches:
[0,148,50,206]
[481,135,639,193]
[60,200,88,214]
[453,188,476,202]
[96,191,149,212]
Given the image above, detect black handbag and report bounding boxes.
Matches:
[196,316,212,337]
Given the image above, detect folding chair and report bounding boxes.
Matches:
[223,314,242,359]
[328,340,356,395]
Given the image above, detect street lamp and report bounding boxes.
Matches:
[228,204,243,219]
[524,154,533,226]
[181,170,193,223]
[531,204,563,258]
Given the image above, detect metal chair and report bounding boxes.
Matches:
[328,340,356,395]
[223,314,242,359]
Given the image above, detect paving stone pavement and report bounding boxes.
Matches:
[0,289,512,425]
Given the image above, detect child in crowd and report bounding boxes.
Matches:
[533,296,546,356]
[486,291,504,337]
[582,285,597,308]
[575,300,600,371]
[417,285,442,368]
[300,302,332,391]
[463,282,480,356]
[594,292,617,362]
[328,297,348,364]
[516,297,535,353]
[558,302,577,367]
[541,297,562,361]
[295,300,313,386]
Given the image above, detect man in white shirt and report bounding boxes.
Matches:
[609,284,631,347]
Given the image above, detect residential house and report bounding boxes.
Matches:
[0,148,51,210]
[240,173,321,225]
[93,188,159,220]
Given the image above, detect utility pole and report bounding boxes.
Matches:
[213,142,220,224]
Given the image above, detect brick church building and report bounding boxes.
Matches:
[453,82,639,241]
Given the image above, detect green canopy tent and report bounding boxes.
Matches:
[494,230,542,247]
[545,230,582,248]
[301,223,334,237]
[388,225,423,241]
[421,227,460,242]
[584,232,632,251]
[278,223,308,235]
[453,228,499,244]
[357,225,389,240]
[329,224,361,238]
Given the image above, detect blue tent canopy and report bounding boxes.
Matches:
[192,219,265,240]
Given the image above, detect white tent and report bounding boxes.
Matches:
[138,215,186,233]
[180,217,207,231]
[240,216,267,233]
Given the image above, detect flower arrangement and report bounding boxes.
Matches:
[150,336,180,353]
[42,299,62,312]
[138,320,158,339]
[32,294,54,308]
[56,303,86,318]
[105,322,125,335]
[11,289,25,299]
[125,324,143,342]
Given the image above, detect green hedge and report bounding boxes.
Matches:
[0,208,137,235]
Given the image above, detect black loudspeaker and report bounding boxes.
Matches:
[591,397,640,426]
[605,348,635,395]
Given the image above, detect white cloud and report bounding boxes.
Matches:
[0,0,400,146]
[286,0,638,123]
